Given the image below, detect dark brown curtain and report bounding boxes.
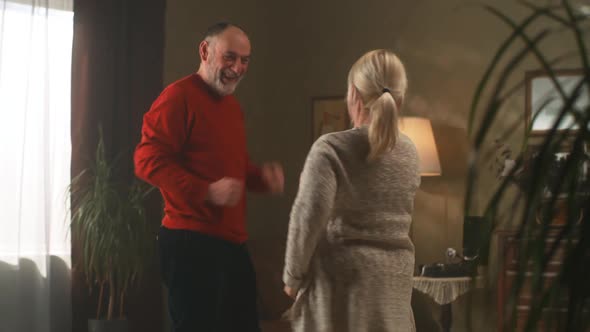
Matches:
[71,0,166,331]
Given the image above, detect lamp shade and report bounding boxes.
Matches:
[400,117,442,176]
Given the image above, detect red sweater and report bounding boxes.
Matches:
[134,74,267,244]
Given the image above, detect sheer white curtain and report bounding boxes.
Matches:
[0,0,73,331]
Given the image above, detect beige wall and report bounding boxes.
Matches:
[163,0,583,329]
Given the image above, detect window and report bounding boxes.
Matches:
[0,0,73,274]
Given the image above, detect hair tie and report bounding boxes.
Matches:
[382,88,391,94]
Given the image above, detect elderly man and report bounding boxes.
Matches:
[134,22,283,332]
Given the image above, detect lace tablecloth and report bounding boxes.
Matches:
[412,276,476,305]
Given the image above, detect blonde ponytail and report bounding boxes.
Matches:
[367,92,400,161]
[347,49,407,162]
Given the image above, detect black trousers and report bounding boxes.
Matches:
[158,227,261,332]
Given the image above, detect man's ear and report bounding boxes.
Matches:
[199,40,209,62]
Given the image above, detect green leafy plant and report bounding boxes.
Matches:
[69,129,156,321]
[466,1,589,331]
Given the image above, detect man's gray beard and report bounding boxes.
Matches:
[213,79,236,96]
[207,68,238,96]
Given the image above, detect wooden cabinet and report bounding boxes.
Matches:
[496,230,571,332]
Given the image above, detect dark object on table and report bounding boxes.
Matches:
[418,262,475,278]
[463,215,491,265]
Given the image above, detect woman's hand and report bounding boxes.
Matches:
[284,285,297,299]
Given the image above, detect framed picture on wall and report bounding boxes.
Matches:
[526,140,588,226]
[311,96,349,142]
[524,140,589,199]
[525,69,590,135]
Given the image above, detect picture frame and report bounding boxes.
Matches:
[526,141,588,227]
[525,69,590,135]
[524,141,589,199]
[311,96,349,142]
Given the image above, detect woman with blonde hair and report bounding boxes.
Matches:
[283,49,420,332]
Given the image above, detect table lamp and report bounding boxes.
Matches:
[400,117,442,176]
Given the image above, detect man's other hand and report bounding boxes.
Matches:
[261,162,284,194]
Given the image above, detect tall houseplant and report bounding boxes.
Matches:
[70,130,156,331]
[466,1,589,331]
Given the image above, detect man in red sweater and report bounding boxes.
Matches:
[134,22,284,332]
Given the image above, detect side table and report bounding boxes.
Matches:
[413,276,481,332]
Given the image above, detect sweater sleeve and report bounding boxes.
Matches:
[283,138,337,290]
[134,85,210,204]
[245,157,269,192]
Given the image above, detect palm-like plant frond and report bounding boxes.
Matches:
[467,1,589,331]
[69,128,156,320]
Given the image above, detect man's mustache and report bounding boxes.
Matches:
[222,70,240,80]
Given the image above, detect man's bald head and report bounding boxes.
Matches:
[197,23,251,96]
[203,22,247,41]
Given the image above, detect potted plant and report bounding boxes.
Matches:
[70,130,156,332]
[467,1,589,331]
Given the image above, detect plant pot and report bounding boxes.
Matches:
[88,319,128,332]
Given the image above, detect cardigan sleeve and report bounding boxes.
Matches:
[283,138,337,290]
